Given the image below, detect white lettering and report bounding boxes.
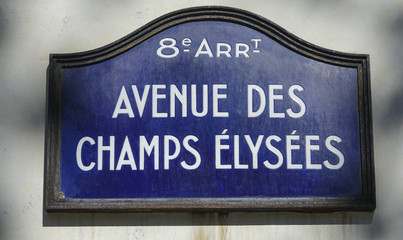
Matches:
[132,85,150,117]
[116,136,137,170]
[191,84,208,117]
[181,135,201,170]
[112,86,135,118]
[264,135,283,169]
[244,135,264,169]
[195,38,214,57]
[97,136,115,171]
[164,135,180,170]
[212,84,229,117]
[215,129,231,169]
[286,132,302,169]
[269,85,285,118]
[217,43,232,57]
[306,135,321,169]
[139,135,159,170]
[287,85,306,118]
[76,137,96,171]
[152,85,168,118]
[324,136,344,169]
[235,43,250,58]
[248,85,266,117]
[170,85,187,117]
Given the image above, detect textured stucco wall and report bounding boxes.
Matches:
[1,0,402,239]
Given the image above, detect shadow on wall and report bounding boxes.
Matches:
[367,10,403,240]
[0,5,9,240]
[381,13,403,130]
[0,5,7,48]
[0,2,47,240]
[43,210,373,227]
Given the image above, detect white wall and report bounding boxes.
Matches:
[1,0,402,239]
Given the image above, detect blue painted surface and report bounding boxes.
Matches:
[60,21,362,199]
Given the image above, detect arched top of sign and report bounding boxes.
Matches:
[50,6,368,69]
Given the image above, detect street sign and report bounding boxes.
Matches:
[45,7,375,211]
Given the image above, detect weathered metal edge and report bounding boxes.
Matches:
[359,56,376,209]
[45,6,375,212]
[46,197,375,213]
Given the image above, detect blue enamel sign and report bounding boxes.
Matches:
[46,7,375,211]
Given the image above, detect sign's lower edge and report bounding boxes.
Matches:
[46,197,375,213]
